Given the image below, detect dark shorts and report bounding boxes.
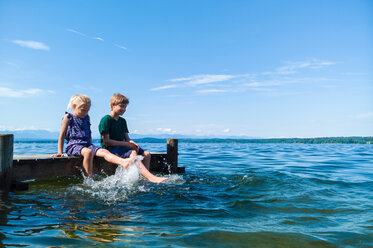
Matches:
[107,146,145,158]
[66,144,101,156]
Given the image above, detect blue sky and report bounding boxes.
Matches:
[0,0,372,138]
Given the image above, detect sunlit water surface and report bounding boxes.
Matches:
[1,141,373,247]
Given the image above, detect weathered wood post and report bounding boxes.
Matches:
[167,138,178,174]
[0,134,14,191]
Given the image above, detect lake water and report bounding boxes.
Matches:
[1,141,373,247]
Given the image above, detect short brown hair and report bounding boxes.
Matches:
[110,93,129,109]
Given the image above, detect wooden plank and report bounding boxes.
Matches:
[13,152,166,161]
[12,155,82,181]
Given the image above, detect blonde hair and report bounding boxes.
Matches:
[67,94,91,110]
[110,93,129,110]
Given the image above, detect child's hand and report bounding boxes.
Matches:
[128,142,139,152]
[51,153,64,157]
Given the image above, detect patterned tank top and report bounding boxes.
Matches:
[65,112,92,148]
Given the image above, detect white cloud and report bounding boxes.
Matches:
[12,40,50,51]
[151,74,239,92]
[67,28,104,41]
[192,123,236,136]
[250,87,276,92]
[156,127,177,134]
[115,44,128,50]
[196,89,229,94]
[67,28,128,51]
[275,59,335,75]
[150,84,179,91]
[242,79,292,89]
[242,77,335,94]
[0,87,53,98]
[243,82,262,87]
[66,28,88,37]
[93,37,104,41]
[170,74,236,86]
[152,59,336,94]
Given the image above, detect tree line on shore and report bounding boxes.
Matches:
[12,136,373,144]
[177,136,373,144]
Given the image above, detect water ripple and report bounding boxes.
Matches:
[2,142,373,247]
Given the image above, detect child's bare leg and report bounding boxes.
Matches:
[96,149,167,183]
[129,151,166,183]
[81,148,94,177]
[142,151,151,170]
[95,148,132,167]
[138,161,167,183]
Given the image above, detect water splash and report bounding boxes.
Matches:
[70,156,148,203]
[165,174,185,185]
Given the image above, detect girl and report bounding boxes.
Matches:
[52,94,167,183]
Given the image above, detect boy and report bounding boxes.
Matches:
[99,93,152,170]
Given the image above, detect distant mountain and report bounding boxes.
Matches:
[1,130,371,144]
[0,130,60,141]
[0,129,259,141]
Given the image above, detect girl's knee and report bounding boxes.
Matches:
[144,151,151,158]
[81,148,94,157]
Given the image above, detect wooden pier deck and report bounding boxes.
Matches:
[1,135,183,191]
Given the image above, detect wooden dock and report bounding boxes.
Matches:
[0,134,184,191]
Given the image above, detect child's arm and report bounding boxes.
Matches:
[51,115,68,157]
[125,133,140,151]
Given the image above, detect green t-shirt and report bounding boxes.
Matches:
[99,115,129,148]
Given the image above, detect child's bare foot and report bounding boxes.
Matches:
[121,157,135,168]
[150,176,168,183]
[121,156,143,168]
